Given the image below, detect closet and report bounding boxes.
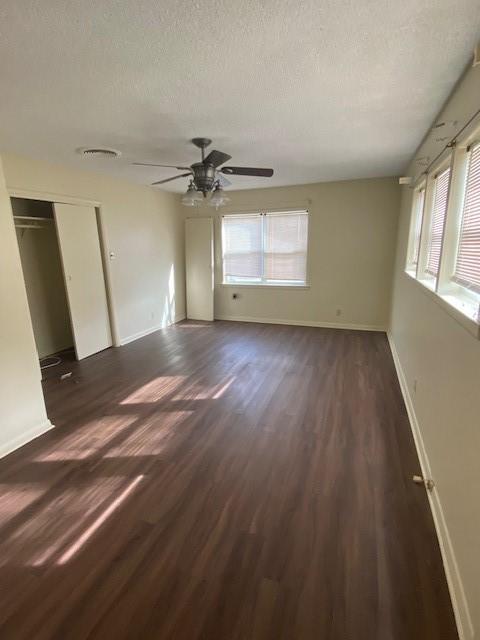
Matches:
[12,197,112,367]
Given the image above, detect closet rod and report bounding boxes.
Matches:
[13,215,53,222]
[14,224,47,229]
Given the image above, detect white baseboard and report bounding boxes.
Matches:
[215,314,386,332]
[0,419,54,459]
[387,332,474,640]
[119,313,187,346]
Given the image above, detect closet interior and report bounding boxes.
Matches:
[12,197,74,370]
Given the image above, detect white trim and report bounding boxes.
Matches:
[215,315,385,332]
[387,331,474,640]
[8,187,101,207]
[119,313,186,346]
[220,283,310,290]
[219,200,312,216]
[0,419,54,459]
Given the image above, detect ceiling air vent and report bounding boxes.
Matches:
[77,147,121,158]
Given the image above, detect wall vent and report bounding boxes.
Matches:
[77,147,120,158]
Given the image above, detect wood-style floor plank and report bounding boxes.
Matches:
[0,321,457,639]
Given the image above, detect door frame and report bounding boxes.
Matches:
[7,187,120,347]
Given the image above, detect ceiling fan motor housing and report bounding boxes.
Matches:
[133,137,273,194]
[192,162,216,195]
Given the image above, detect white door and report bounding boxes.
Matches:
[54,203,112,359]
[185,217,214,321]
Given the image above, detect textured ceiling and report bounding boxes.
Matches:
[0,1,479,192]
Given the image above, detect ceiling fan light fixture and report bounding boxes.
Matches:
[134,138,274,199]
[208,184,230,208]
[181,182,203,207]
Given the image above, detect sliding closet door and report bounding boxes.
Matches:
[54,203,112,359]
[185,217,214,321]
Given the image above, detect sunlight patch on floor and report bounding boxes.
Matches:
[0,484,45,520]
[57,475,144,564]
[172,376,235,401]
[120,376,186,405]
[212,377,235,399]
[34,416,139,462]
[102,411,192,457]
[0,477,133,567]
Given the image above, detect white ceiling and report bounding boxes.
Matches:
[0,1,479,192]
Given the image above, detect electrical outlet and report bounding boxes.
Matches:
[335,308,342,317]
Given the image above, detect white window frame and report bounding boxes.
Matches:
[404,125,480,338]
[437,141,480,325]
[405,182,426,277]
[221,209,310,288]
[416,156,453,291]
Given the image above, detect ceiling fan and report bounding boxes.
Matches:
[133,137,274,207]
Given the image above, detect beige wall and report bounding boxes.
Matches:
[188,178,400,329]
[0,159,50,456]
[390,63,480,639]
[0,151,186,457]
[2,153,186,345]
[13,199,73,358]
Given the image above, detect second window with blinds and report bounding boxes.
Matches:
[222,210,309,286]
[405,138,480,331]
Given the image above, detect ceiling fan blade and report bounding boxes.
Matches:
[217,173,232,187]
[203,150,232,168]
[134,162,191,170]
[151,172,192,186]
[221,166,274,177]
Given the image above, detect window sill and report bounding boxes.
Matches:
[417,276,436,292]
[220,283,310,290]
[402,272,480,339]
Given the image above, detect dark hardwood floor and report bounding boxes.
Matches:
[0,321,457,639]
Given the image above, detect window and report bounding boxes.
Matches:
[222,210,308,285]
[452,144,480,294]
[426,167,450,277]
[405,137,480,336]
[406,186,425,272]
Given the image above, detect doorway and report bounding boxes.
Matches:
[11,197,112,379]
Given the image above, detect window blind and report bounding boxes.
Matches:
[426,167,450,277]
[411,188,425,267]
[264,211,308,282]
[222,210,309,284]
[453,144,480,294]
[222,214,262,281]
